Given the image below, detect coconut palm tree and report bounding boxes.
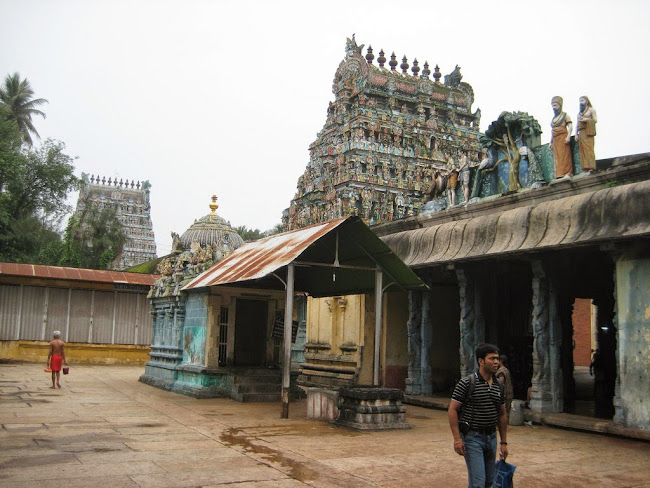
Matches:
[0,72,48,146]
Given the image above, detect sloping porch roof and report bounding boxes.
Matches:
[183,216,427,297]
[0,262,157,286]
[381,179,650,268]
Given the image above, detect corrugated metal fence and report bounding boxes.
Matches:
[0,284,152,345]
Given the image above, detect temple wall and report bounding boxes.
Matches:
[0,341,150,364]
[615,251,650,430]
[182,292,208,365]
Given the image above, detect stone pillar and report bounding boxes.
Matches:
[405,290,422,394]
[530,260,563,413]
[456,268,483,377]
[153,309,163,347]
[291,296,307,367]
[164,308,173,346]
[420,285,433,396]
[611,250,623,424]
[174,307,185,357]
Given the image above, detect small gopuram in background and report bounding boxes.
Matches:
[75,173,157,270]
[140,195,246,396]
[285,35,483,230]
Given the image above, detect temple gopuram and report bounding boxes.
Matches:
[75,173,157,270]
[285,35,483,230]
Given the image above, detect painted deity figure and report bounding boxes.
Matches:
[549,96,573,179]
[576,96,597,173]
[458,152,471,204]
[446,155,459,206]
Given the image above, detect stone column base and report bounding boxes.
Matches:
[304,387,340,421]
[334,386,410,431]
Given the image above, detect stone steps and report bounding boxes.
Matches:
[231,370,282,403]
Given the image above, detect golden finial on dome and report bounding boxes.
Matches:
[209,194,219,214]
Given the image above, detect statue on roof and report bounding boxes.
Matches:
[345,34,364,58]
[444,65,463,87]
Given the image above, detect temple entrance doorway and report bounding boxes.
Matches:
[553,249,616,419]
[234,299,267,367]
[571,298,595,416]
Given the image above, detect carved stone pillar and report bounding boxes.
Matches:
[174,307,185,355]
[153,309,163,347]
[405,290,422,394]
[420,289,433,395]
[164,308,173,346]
[456,268,483,377]
[607,250,623,424]
[530,260,563,413]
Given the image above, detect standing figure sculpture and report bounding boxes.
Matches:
[459,153,471,205]
[549,96,573,179]
[446,155,459,206]
[576,96,597,173]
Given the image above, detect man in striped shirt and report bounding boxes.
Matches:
[448,343,509,487]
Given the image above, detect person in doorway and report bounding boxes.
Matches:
[448,343,509,488]
[47,331,67,389]
[496,354,514,421]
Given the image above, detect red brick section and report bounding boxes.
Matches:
[573,298,593,367]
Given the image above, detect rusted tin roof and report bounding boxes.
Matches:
[0,262,158,286]
[183,217,427,297]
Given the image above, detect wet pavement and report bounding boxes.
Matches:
[1,362,648,487]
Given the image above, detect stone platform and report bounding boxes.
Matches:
[335,386,410,431]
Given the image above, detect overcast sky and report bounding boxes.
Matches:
[2,0,649,256]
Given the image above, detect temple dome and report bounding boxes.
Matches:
[179,195,244,253]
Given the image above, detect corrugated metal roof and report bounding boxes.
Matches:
[183,217,427,296]
[0,262,158,286]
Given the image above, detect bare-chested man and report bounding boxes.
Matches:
[47,331,67,388]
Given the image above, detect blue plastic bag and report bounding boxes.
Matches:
[493,459,516,488]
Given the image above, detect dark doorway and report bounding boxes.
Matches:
[234,299,267,367]
[481,260,533,401]
[554,249,616,419]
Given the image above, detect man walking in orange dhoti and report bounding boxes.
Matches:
[47,331,67,389]
[549,96,573,179]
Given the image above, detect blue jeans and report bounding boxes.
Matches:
[462,430,497,488]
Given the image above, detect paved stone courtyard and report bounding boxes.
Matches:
[1,362,648,487]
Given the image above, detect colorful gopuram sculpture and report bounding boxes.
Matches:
[75,173,156,270]
[285,35,483,229]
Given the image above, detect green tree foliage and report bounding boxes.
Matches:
[59,198,126,270]
[0,73,48,146]
[0,138,78,263]
[235,225,265,242]
[235,223,285,242]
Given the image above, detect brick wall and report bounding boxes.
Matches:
[572,298,593,367]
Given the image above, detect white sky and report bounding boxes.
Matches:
[2,0,649,256]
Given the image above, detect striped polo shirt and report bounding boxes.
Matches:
[452,372,504,430]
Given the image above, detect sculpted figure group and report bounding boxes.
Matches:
[549,95,597,179]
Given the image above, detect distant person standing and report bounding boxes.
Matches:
[496,355,514,421]
[448,343,508,488]
[47,331,67,389]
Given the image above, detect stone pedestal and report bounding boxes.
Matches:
[304,387,340,421]
[334,386,410,431]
